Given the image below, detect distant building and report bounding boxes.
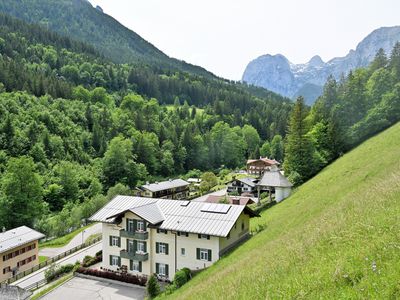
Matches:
[90,196,259,281]
[0,226,45,282]
[187,178,201,190]
[227,177,258,195]
[205,195,257,206]
[137,179,190,200]
[0,284,32,300]
[256,166,293,202]
[246,157,280,176]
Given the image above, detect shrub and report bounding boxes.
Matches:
[181,267,191,279]
[75,267,147,286]
[45,263,74,283]
[173,270,188,288]
[95,250,102,257]
[81,254,102,267]
[147,274,160,298]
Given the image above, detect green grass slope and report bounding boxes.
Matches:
[165,123,400,299]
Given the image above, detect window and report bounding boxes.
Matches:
[157,229,168,234]
[197,248,212,262]
[3,266,10,274]
[137,220,145,232]
[156,242,168,254]
[156,263,169,277]
[127,239,134,252]
[198,234,210,240]
[127,219,135,232]
[177,231,189,237]
[130,260,141,272]
[181,248,186,256]
[137,241,145,253]
[110,255,120,267]
[241,221,245,231]
[110,236,120,247]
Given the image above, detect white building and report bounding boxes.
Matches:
[256,166,293,202]
[89,195,258,281]
[227,177,258,195]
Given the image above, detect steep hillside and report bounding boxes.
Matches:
[0,0,214,78]
[164,123,400,299]
[243,26,400,103]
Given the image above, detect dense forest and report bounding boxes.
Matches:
[283,45,400,184]
[0,13,291,236]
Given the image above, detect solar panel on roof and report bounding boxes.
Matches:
[200,203,231,214]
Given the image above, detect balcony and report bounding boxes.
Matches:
[120,230,149,240]
[120,250,149,261]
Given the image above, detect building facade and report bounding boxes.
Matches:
[256,166,293,202]
[137,179,190,200]
[246,157,280,176]
[0,226,44,282]
[227,177,258,195]
[90,196,258,280]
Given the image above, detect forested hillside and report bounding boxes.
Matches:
[0,13,291,237]
[0,0,215,77]
[283,45,400,185]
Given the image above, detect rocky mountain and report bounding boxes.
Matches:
[242,26,400,104]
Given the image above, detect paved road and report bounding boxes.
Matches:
[41,276,145,300]
[12,241,102,289]
[40,223,102,258]
[191,188,227,202]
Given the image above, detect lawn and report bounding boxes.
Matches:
[39,224,94,249]
[39,256,48,264]
[162,123,400,299]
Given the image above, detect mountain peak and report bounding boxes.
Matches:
[308,55,324,67]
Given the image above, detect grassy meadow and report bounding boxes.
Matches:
[162,122,400,299]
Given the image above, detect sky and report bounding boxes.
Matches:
[88,0,399,80]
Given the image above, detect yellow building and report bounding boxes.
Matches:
[0,226,44,282]
[90,196,258,281]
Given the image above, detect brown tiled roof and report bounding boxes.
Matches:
[246,157,280,166]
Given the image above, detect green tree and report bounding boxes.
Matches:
[147,274,160,298]
[284,97,318,184]
[270,135,284,162]
[242,125,260,158]
[260,141,271,158]
[200,172,218,193]
[0,156,45,228]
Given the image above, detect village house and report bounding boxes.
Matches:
[0,226,44,282]
[136,179,190,200]
[256,165,293,202]
[246,157,280,176]
[89,195,259,281]
[227,177,258,195]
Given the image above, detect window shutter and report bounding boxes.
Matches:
[133,240,138,252]
[109,255,112,265]
[165,243,169,255]
[126,219,129,231]
[196,248,200,260]
[118,237,121,247]
[118,256,121,266]
[165,264,169,277]
[143,221,147,231]
[208,250,212,261]
[133,219,137,232]
[198,234,201,239]
[156,242,159,254]
[139,261,142,272]
[156,263,159,274]
[177,231,180,236]
[144,241,147,253]
[157,229,160,233]
[109,236,112,246]
[130,260,133,271]
[207,235,210,240]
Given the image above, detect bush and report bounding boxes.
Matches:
[173,270,188,288]
[75,267,147,286]
[82,254,102,267]
[45,263,74,283]
[95,250,102,257]
[147,274,160,298]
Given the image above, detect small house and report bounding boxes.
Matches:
[137,179,190,200]
[246,157,280,176]
[256,166,293,202]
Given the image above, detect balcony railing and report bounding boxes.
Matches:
[120,229,149,240]
[120,250,149,261]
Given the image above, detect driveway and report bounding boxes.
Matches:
[192,188,227,202]
[41,276,145,300]
[40,223,102,258]
[12,241,102,289]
